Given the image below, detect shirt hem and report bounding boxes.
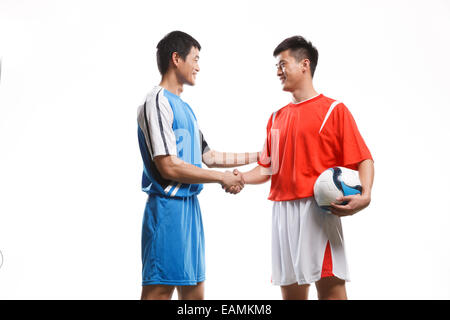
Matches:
[271,274,350,286]
[268,194,314,202]
[142,277,205,286]
[151,152,178,160]
[257,161,271,168]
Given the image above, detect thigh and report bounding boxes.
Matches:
[141,284,175,300]
[176,281,205,300]
[315,276,347,300]
[280,283,310,300]
[142,195,205,285]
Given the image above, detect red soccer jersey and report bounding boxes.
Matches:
[257,94,373,201]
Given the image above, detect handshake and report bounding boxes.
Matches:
[221,169,245,194]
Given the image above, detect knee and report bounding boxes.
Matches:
[141,286,174,300]
[316,277,347,300]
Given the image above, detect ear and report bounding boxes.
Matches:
[301,59,310,73]
[171,52,181,68]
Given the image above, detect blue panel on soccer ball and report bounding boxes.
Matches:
[341,183,361,196]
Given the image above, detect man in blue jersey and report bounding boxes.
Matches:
[137,31,259,300]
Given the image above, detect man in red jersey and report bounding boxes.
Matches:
[233,36,374,300]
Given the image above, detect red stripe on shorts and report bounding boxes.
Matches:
[321,241,335,278]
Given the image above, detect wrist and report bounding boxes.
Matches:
[218,171,225,185]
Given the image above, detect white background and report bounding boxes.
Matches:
[0,0,449,299]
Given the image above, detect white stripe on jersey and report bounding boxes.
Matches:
[137,86,177,160]
[164,183,174,194]
[319,101,341,134]
[170,183,183,197]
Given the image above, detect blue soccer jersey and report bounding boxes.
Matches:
[137,86,210,198]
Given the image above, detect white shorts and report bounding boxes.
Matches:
[271,197,350,286]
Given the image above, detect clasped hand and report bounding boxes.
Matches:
[221,169,244,194]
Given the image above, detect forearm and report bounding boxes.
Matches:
[358,159,374,198]
[157,156,224,185]
[242,165,271,185]
[204,150,260,168]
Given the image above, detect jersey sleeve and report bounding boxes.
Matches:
[336,104,373,170]
[257,115,273,168]
[144,91,178,159]
[199,130,210,154]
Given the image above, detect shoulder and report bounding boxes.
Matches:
[319,94,344,107]
[138,86,174,119]
[320,94,349,114]
[149,87,174,113]
[269,103,290,122]
[147,86,170,106]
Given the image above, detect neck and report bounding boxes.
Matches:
[160,70,184,96]
[291,81,318,104]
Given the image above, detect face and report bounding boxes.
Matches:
[175,46,200,86]
[275,50,308,92]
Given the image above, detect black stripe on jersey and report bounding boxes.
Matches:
[155,89,169,154]
[199,130,210,154]
[143,96,171,190]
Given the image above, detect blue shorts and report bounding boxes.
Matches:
[141,194,205,286]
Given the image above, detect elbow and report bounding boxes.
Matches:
[202,151,216,168]
[154,158,177,181]
[159,166,176,181]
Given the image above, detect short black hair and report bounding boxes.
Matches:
[273,36,319,77]
[156,31,201,76]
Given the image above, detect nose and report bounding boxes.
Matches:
[277,68,284,77]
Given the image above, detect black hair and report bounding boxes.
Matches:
[156,31,201,76]
[273,36,319,77]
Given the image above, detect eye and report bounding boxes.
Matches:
[276,62,285,69]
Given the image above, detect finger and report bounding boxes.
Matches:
[329,206,349,216]
[330,202,350,210]
[330,205,357,216]
[233,169,239,175]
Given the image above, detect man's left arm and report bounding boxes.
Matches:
[329,159,374,217]
[203,150,260,168]
[199,130,259,168]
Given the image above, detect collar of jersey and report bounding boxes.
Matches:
[290,93,322,106]
[157,86,181,99]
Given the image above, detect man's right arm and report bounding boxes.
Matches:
[154,155,244,189]
[237,165,271,185]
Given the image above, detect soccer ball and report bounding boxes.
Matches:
[313,167,362,212]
